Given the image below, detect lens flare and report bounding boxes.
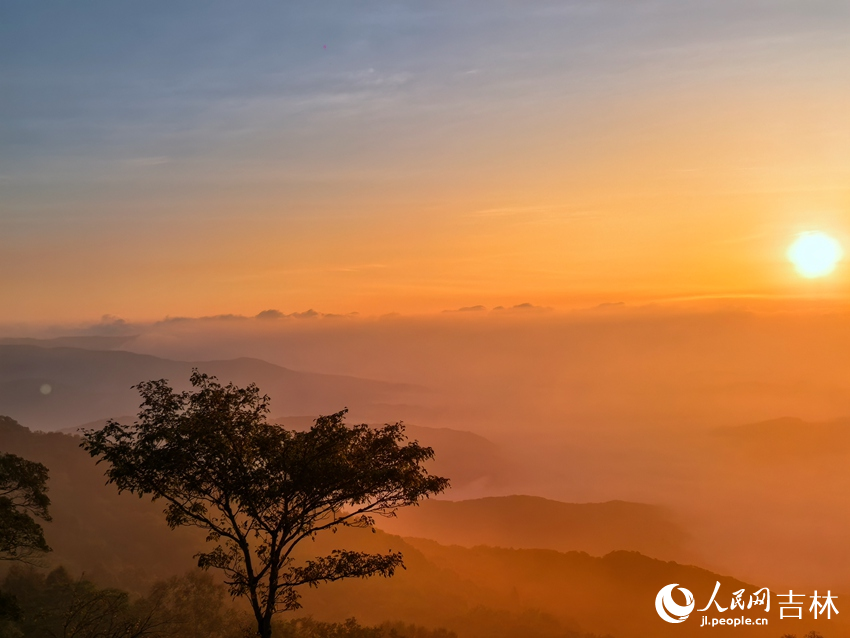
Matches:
[787,231,843,278]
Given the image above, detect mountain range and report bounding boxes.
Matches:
[0,344,422,431]
[2,415,839,637]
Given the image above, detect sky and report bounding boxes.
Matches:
[3,1,850,322]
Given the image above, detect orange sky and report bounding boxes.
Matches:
[3,2,850,323]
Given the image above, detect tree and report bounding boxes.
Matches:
[147,570,250,638]
[0,451,51,562]
[2,565,171,638]
[0,452,52,626]
[81,372,449,638]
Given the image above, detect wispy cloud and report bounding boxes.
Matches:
[125,156,171,167]
[467,205,597,220]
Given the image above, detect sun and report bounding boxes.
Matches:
[787,231,843,278]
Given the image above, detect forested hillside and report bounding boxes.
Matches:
[1,415,840,637]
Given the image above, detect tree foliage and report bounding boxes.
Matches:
[0,452,51,563]
[0,566,169,638]
[147,570,251,638]
[274,617,457,638]
[0,566,459,638]
[81,372,449,638]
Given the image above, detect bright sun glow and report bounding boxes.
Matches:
[787,231,843,278]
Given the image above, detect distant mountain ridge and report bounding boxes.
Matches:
[0,335,138,350]
[377,495,691,563]
[711,416,850,460]
[0,344,423,431]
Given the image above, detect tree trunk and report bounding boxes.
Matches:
[258,615,273,638]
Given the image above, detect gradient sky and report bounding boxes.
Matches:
[3,1,850,322]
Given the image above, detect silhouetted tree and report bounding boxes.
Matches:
[148,570,250,638]
[274,617,458,638]
[2,566,170,638]
[82,372,449,638]
[0,451,52,624]
[0,452,51,563]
